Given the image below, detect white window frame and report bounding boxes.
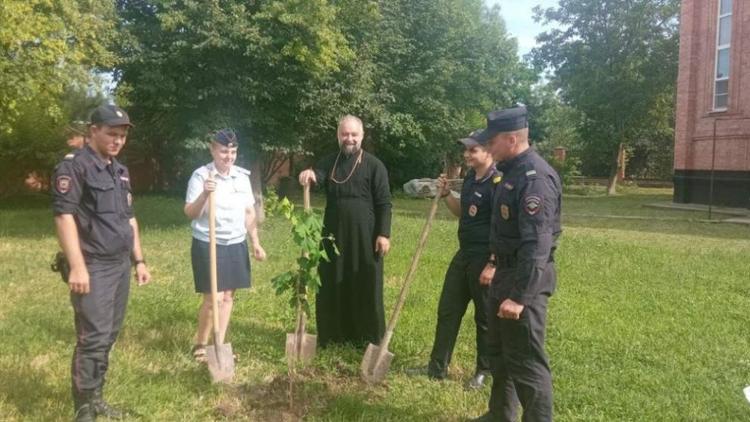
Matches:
[713,0,732,111]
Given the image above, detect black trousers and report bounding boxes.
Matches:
[70,257,131,394]
[486,265,555,422]
[428,249,490,378]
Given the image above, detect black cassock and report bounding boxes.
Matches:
[313,150,392,347]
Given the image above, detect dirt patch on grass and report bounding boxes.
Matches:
[215,368,347,421]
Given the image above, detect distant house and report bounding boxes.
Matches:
[674,0,750,208]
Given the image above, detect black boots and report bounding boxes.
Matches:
[73,391,96,422]
[91,388,128,419]
[73,388,129,421]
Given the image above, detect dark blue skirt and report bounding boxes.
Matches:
[191,238,251,293]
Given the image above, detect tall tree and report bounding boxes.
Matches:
[115,0,351,190]
[532,0,680,194]
[300,0,533,184]
[115,0,531,189]
[0,0,116,193]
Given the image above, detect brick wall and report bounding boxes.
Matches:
[674,0,750,172]
[674,0,750,207]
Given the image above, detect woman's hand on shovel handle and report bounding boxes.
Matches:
[68,266,90,295]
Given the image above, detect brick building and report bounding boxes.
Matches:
[674,0,750,208]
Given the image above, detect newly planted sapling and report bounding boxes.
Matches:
[265,188,337,366]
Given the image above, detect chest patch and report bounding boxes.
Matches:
[500,204,510,220]
[468,204,478,217]
[524,195,542,215]
[56,176,71,194]
[503,182,514,191]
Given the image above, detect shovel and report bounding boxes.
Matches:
[205,178,235,383]
[361,171,445,384]
[285,183,317,365]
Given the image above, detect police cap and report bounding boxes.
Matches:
[213,129,239,147]
[457,129,484,148]
[472,106,528,144]
[90,104,133,128]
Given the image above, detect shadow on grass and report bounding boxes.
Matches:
[0,364,69,419]
[217,369,450,421]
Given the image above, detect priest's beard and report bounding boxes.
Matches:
[340,143,361,156]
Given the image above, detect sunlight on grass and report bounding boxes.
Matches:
[0,190,749,420]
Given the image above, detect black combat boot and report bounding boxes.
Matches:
[73,391,96,422]
[91,388,128,419]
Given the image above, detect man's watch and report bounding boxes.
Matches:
[487,257,497,268]
[133,259,146,267]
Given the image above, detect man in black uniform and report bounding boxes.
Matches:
[472,106,562,421]
[423,131,499,389]
[52,105,151,421]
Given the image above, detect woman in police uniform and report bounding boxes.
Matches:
[184,129,266,362]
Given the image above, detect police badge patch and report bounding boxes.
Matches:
[56,176,71,194]
[468,204,478,217]
[524,195,542,215]
[501,204,510,220]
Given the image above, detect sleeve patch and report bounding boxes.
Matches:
[523,195,542,215]
[56,176,72,194]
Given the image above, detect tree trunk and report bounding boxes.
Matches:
[606,143,625,195]
[250,158,265,224]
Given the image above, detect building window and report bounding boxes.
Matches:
[714,0,732,110]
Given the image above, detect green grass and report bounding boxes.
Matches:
[1,188,749,421]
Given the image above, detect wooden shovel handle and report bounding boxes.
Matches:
[293,183,313,358]
[208,174,221,347]
[303,183,311,211]
[378,170,445,350]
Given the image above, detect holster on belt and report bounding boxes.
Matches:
[51,251,70,283]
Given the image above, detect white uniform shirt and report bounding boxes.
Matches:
[186,163,255,245]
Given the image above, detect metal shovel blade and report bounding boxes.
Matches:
[360,343,394,384]
[206,342,235,383]
[285,333,317,365]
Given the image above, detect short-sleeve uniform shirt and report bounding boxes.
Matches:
[186,163,255,245]
[51,146,135,259]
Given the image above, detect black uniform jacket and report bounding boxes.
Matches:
[490,148,562,305]
[52,146,135,260]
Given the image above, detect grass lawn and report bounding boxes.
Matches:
[1,186,749,421]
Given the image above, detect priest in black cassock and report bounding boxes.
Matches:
[298,115,393,347]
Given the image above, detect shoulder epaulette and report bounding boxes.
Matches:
[235,166,251,176]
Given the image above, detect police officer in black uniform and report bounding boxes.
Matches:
[423,131,500,389]
[52,105,151,421]
[471,106,562,421]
